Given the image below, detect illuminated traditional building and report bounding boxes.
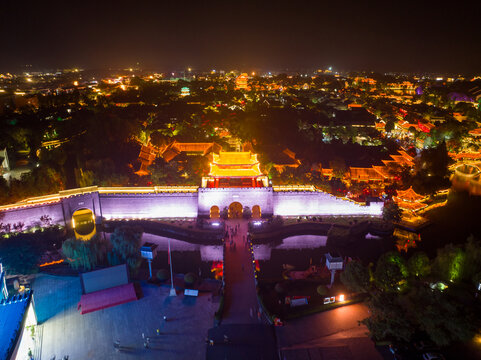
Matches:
[180,87,190,96]
[392,187,427,212]
[202,151,268,188]
[235,73,249,90]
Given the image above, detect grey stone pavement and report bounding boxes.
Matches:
[32,273,217,359]
[222,219,260,324]
[276,303,383,360]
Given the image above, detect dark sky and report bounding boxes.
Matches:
[1,0,481,74]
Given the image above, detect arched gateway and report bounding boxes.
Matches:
[210,205,220,219]
[252,205,261,219]
[228,202,243,218]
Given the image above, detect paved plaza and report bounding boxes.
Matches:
[32,274,217,359]
[276,303,383,360]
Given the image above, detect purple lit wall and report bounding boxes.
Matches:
[100,193,199,220]
[273,191,383,216]
[0,203,65,230]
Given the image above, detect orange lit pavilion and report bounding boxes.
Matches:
[392,187,427,212]
[235,73,249,90]
[202,151,268,188]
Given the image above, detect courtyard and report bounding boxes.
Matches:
[32,274,217,359]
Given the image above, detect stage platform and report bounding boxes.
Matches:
[77,283,138,314]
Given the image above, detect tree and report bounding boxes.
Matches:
[329,158,347,179]
[149,131,170,148]
[405,285,477,346]
[382,200,402,223]
[0,235,41,274]
[433,244,465,283]
[108,225,143,271]
[374,252,407,292]
[385,119,395,133]
[62,235,106,271]
[362,291,416,343]
[462,235,481,282]
[340,260,370,293]
[407,252,431,278]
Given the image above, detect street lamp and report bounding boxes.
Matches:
[140,242,158,279]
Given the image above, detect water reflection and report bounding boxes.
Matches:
[141,233,223,279]
[253,235,328,279]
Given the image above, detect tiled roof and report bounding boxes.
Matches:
[212,152,259,165]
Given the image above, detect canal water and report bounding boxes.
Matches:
[140,233,223,279]
[253,235,329,279]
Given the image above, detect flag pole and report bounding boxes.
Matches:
[168,237,176,296]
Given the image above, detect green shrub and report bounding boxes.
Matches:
[274,282,287,294]
[156,269,169,281]
[317,285,329,296]
[184,272,196,285]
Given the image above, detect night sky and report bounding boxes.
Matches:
[1,0,481,74]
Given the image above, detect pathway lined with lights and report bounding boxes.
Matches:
[222,219,260,324]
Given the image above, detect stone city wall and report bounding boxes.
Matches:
[272,191,383,216]
[0,202,65,230]
[99,192,199,219]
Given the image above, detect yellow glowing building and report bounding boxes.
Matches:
[235,73,249,90]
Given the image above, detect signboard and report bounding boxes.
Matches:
[140,242,158,260]
[184,289,199,297]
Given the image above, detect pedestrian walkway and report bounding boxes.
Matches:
[206,219,278,359]
[222,219,260,324]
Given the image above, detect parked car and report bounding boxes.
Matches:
[388,343,414,359]
[422,353,445,360]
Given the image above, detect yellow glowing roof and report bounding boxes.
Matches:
[395,187,426,202]
[212,151,259,165]
[209,163,263,177]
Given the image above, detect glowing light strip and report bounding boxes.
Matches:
[0,186,200,211]
[39,259,64,267]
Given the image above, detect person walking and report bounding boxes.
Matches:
[114,340,120,351]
